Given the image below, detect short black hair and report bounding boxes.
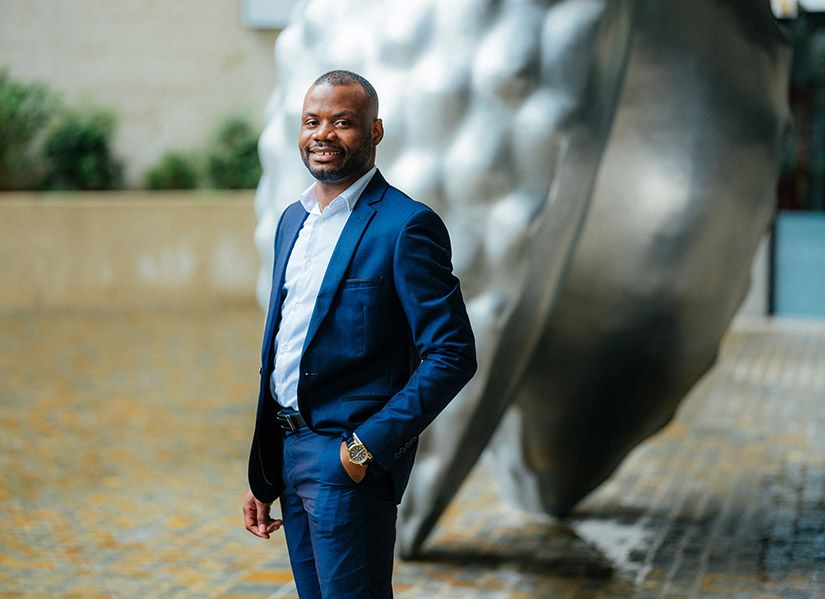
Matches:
[313,70,379,118]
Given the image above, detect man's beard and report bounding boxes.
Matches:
[302,140,373,183]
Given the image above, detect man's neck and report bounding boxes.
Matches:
[315,166,373,211]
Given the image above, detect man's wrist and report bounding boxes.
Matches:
[346,432,373,465]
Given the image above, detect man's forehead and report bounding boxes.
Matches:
[305,83,367,102]
[302,107,358,117]
[302,95,370,119]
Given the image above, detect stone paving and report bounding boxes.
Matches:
[1,308,824,598]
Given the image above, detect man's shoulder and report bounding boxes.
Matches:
[283,200,306,215]
[277,200,308,228]
[376,182,438,223]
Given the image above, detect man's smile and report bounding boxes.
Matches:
[309,147,343,162]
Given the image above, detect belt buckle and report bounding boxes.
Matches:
[276,412,298,432]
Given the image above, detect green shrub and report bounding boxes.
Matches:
[144,152,200,190]
[43,108,124,190]
[207,117,261,189]
[0,70,58,190]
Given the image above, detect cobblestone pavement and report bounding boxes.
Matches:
[1,309,824,598]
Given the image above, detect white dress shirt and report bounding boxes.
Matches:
[271,166,377,410]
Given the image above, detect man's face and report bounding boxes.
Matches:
[299,82,383,185]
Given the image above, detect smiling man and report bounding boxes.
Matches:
[243,70,476,598]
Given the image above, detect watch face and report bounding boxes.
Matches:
[349,444,369,464]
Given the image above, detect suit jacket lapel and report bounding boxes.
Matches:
[302,171,388,354]
[274,207,309,295]
[262,205,309,366]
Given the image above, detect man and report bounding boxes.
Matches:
[243,70,476,598]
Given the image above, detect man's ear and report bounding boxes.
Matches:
[372,118,384,146]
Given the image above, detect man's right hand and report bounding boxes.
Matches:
[243,490,282,539]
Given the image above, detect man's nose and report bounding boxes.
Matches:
[313,122,336,141]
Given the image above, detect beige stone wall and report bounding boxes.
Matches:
[0,1,279,186]
[0,193,259,312]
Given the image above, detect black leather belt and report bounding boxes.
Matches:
[276,409,307,431]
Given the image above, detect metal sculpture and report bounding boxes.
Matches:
[484,0,791,520]
[255,0,790,557]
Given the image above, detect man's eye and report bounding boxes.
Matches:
[305,120,318,127]
[335,120,350,127]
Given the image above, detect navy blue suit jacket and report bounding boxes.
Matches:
[248,170,476,504]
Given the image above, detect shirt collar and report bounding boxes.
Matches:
[299,166,378,215]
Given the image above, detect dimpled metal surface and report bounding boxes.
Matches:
[256,0,636,556]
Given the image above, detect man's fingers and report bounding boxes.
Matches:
[244,491,276,539]
[244,506,269,538]
[265,519,283,534]
[243,499,257,528]
[256,500,271,532]
[246,523,270,538]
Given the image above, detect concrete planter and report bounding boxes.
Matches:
[0,191,259,312]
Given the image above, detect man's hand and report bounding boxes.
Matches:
[340,440,367,483]
[243,490,282,539]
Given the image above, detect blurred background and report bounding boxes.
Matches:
[0,1,824,597]
[0,0,823,317]
[773,0,825,318]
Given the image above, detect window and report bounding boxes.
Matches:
[241,0,300,29]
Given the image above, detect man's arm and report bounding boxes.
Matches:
[353,208,477,470]
[244,206,294,535]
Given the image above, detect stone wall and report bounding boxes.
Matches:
[0,194,259,312]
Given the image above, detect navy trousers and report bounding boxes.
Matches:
[280,427,397,598]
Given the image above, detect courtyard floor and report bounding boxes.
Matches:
[1,308,824,598]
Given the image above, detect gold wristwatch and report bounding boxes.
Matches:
[346,433,373,466]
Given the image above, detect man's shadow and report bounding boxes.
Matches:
[408,518,618,582]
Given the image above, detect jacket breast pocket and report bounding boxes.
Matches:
[343,276,384,289]
[337,276,391,356]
